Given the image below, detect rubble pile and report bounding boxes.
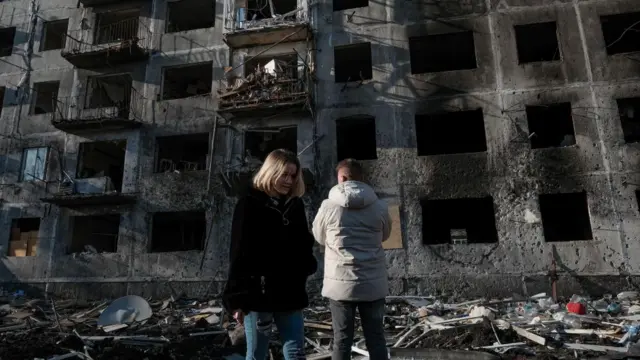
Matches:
[218,59,306,109]
[3,291,640,359]
[0,293,234,360]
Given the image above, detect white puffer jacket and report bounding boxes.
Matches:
[312,181,391,302]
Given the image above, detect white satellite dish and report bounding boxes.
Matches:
[97,295,153,327]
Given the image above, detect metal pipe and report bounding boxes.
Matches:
[206,114,219,194]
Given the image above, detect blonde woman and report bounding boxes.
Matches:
[223,148,317,360]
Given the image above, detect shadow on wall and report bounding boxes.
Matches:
[329,0,486,29]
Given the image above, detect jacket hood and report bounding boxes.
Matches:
[328,181,378,209]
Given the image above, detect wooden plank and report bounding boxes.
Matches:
[511,324,547,346]
[383,205,403,250]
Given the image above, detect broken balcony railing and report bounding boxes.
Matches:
[41,178,137,207]
[61,17,152,68]
[52,88,143,132]
[217,60,310,113]
[223,0,310,47]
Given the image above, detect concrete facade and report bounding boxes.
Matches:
[0,0,638,300]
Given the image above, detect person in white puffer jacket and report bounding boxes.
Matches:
[312,158,391,360]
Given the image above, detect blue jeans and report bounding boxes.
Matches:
[244,310,306,360]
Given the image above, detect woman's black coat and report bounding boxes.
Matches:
[222,187,318,313]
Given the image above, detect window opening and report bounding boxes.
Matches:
[32,81,60,115]
[0,27,15,57]
[167,0,215,33]
[415,108,487,156]
[409,31,477,74]
[617,97,640,143]
[8,218,40,257]
[336,115,377,161]
[41,19,68,51]
[162,62,213,100]
[85,74,132,110]
[421,197,498,245]
[514,22,560,63]
[76,140,127,192]
[151,211,206,252]
[245,126,297,162]
[539,192,592,242]
[334,43,372,83]
[20,147,48,182]
[69,214,120,254]
[155,133,209,172]
[601,12,640,55]
[525,102,576,149]
[333,0,368,12]
[246,0,297,21]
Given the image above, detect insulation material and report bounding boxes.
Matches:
[383,205,403,250]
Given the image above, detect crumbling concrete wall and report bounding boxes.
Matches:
[1,0,640,300]
[313,0,640,299]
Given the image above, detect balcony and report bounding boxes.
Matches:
[217,55,311,116]
[223,0,310,48]
[61,17,151,68]
[41,178,137,208]
[52,85,143,134]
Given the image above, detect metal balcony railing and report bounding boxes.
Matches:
[52,87,144,130]
[42,178,138,207]
[218,65,310,112]
[62,17,151,66]
[223,0,307,33]
[222,0,310,47]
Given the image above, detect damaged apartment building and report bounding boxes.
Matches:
[0,0,639,300]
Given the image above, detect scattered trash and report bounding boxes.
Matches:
[2,291,640,359]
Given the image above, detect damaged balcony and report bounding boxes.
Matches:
[223,0,310,48]
[218,54,311,116]
[41,140,137,208]
[52,75,143,134]
[61,13,151,69]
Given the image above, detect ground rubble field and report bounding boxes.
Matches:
[2,291,640,359]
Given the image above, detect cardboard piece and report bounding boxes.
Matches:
[383,205,403,250]
[8,225,38,257]
[9,241,27,257]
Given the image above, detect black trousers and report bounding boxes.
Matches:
[328,299,388,360]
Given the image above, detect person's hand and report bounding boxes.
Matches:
[233,310,245,325]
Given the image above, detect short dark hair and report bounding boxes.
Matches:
[336,158,363,181]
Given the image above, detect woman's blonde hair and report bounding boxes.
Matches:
[252,149,305,198]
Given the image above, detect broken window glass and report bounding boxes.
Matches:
[21,147,48,182]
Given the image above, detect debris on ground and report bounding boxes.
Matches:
[4,290,640,359]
